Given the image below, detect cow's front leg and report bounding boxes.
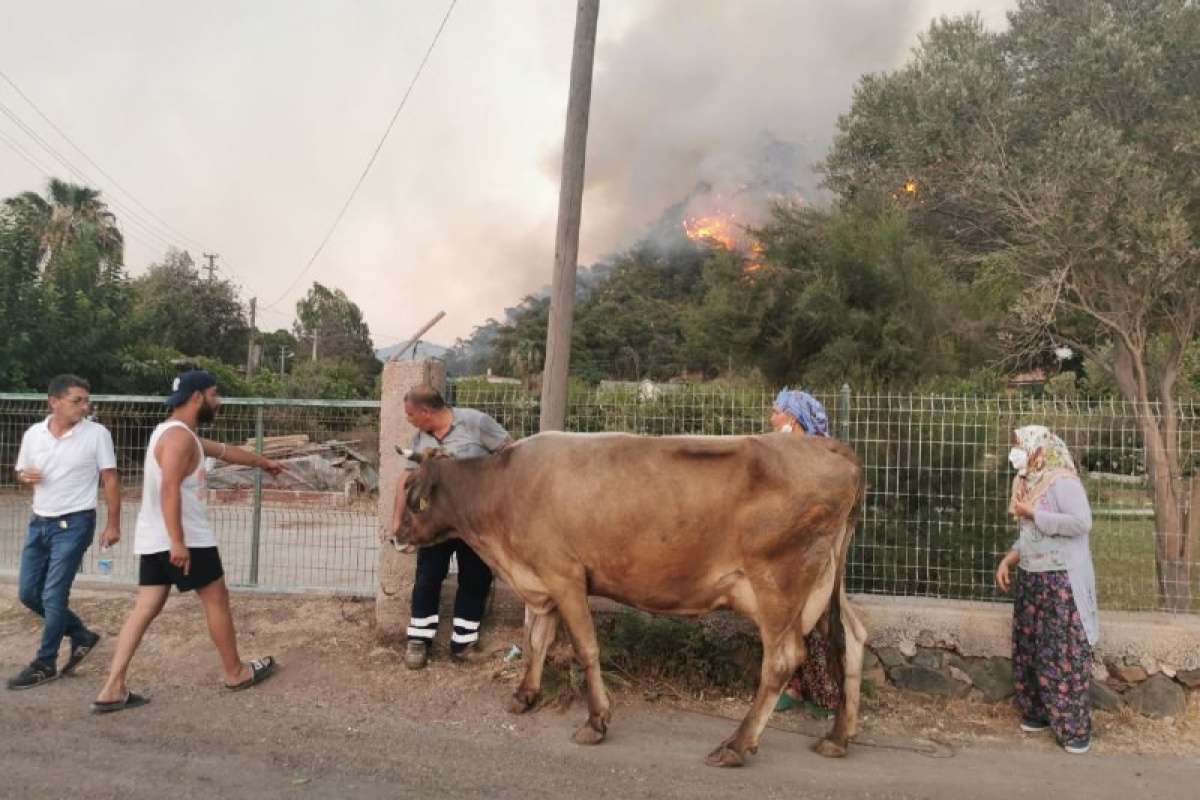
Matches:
[555,588,611,745]
[509,607,559,714]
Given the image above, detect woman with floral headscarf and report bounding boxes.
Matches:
[995,425,1099,755]
[769,389,842,718]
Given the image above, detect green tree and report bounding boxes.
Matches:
[0,196,49,389]
[0,180,131,390]
[127,248,250,364]
[293,282,380,394]
[824,0,1200,608]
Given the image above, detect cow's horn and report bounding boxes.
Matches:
[395,445,423,463]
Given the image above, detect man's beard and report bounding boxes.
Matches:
[198,401,218,425]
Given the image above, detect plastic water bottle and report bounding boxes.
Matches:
[97,558,113,578]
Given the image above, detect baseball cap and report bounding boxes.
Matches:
[166,369,217,409]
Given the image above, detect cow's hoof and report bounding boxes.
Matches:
[508,694,537,715]
[571,723,606,745]
[813,737,848,758]
[704,744,745,768]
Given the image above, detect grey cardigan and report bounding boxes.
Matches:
[1012,477,1100,645]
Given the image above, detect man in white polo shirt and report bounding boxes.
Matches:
[9,374,121,690]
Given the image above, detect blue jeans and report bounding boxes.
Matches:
[18,510,96,666]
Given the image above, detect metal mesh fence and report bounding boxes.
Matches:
[4,384,1197,612]
[450,380,1200,614]
[0,394,381,594]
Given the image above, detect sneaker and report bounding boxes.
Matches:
[7,660,58,690]
[1063,736,1092,755]
[63,630,102,675]
[1020,717,1050,733]
[405,640,429,671]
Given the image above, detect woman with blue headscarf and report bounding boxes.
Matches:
[769,388,841,717]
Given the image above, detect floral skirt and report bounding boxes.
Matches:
[786,628,841,711]
[1012,568,1092,743]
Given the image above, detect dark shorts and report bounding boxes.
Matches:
[139,547,224,592]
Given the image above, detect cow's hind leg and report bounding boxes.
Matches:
[509,607,560,714]
[554,587,611,745]
[814,587,867,758]
[706,624,802,768]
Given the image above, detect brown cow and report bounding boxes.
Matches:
[390,431,867,766]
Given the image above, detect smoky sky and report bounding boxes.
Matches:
[0,0,1012,347]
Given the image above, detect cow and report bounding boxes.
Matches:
[389,430,867,766]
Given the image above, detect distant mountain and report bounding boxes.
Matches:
[374,340,449,363]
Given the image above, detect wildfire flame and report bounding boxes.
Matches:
[682,212,765,274]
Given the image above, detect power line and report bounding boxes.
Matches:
[261,0,458,310]
[0,98,186,253]
[0,127,175,256]
[0,66,210,252]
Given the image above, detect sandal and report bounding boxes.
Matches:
[91,691,150,714]
[225,656,277,691]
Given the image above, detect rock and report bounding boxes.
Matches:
[1140,655,1160,676]
[898,640,917,658]
[1124,674,1187,719]
[1089,680,1124,713]
[913,648,944,670]
[1160,664,1177,679]
[1091,661,1109,682]
[862,649,881,671]
[876,647,908,668]
[1111,664,1148,684]
[963,656,1015,703]
[949,666,972,685]
[1177,668,1200,689]
[862,666,887,691]
[889,665,968,697]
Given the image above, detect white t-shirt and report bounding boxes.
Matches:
[15,417,118,517]
[134,420,217,554]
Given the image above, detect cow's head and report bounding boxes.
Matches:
[392,447,457,547]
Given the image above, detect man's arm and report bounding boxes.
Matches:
[200,439,285,477]
[96,426,120,546]
[14,429,42,485]
[475,411,514,453]
[157,427,198,574]
[99,469,121,547]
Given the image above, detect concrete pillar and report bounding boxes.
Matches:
[375,358,445,639]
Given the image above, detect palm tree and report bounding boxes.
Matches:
[43,178,123,267]
[5,179,124,274]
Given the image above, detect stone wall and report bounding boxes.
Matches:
[856,595,1200,719]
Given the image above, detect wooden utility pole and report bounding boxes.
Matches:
[245,297,257,375]
[202,252,219,281]
[539,0,599,433]
[387,311,446,363]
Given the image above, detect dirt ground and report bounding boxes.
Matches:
[1,583,1198,800]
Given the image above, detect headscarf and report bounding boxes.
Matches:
[1012,424,1078,507]
[774,388,829,437]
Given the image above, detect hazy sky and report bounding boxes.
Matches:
[0,1,1013,348]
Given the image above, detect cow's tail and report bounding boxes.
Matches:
[826,461,865,710]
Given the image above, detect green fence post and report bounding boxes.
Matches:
[249,403,264,585]
[839,383,851,440]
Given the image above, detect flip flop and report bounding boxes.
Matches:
[225,656,278,692]
[91,691,150,715]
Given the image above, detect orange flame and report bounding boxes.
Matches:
[682,213,764,274]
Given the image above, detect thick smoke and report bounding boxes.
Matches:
[575,0,1012,260]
